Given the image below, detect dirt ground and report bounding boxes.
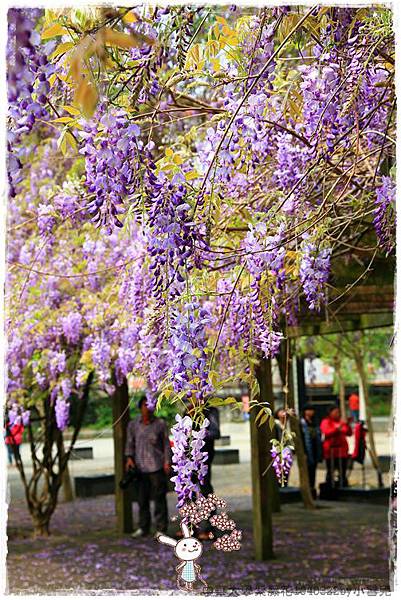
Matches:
[6,493,392,595]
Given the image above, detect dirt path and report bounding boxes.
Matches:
[6,495,391,594]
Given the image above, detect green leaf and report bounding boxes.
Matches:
[208,396,238,407]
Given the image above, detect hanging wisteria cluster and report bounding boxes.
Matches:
[271,443,294,487]
[170,415,209,506]
[5,5,395,530]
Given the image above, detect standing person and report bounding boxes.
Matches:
[348,392,360,422]
[125,395,172,538]
[5,418,24,466]
[241,393,250,421]
[300,404,323,499]
[320,405,352,488]
[182,405,220,540]
[198,406,220,499]
[274,407,288,442]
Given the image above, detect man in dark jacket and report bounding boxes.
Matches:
[199,406,220,497]
[300,403,323,499]
[125,395,172,538]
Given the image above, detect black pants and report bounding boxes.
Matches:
[325,458,349,488]
[200,445,214,498]
[307,461,317,492]
[137,469,168,533]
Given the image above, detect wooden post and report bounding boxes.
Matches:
[112,376,133,534]
[288,354,316,510]
[250,357,275,560]
[61,463,74,503]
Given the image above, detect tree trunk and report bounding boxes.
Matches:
[60,438,74,502]
[33,518,50,537]
[354,353,383,487]
[61,464,74,502]
[112,374,133,534]
[14,373,94,536]
[333,353,346,419]
[250,357,275,560]
[288,415,316,509]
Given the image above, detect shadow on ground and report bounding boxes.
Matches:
[7,495,390,594]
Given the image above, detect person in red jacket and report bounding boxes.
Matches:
[5,419,24,466]
[348,392,360,422]
[320,405,352,488]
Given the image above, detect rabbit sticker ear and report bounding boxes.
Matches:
[157,534,177,547]
[181,522,191,538]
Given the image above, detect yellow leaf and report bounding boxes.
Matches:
[210,57,221,71]
[57,130,67,155]
[185,170,199,181]
[50,41,75,60]
[65,131,77,152]
[222,25,233,36]
[173,154,183,166]
[122,10,139,23]
[185,43,202,70]
[74,79,98,118]
[216,16,227,25]
[49,73,58,86]
[62,105,81,116]
[206,40,220,59]
[42,23,69,39]
[52,116,75,123]
[103,27,154,49]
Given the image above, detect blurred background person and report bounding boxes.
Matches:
[320,405,352,488]
[241,393,250,421]
[5,417,24,467]
[348,392,360,423]
[300,403,323,499]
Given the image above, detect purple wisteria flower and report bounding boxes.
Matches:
[170,414,209,507]
[169,302,214,402]
[61,312,83,345]
[80,108,142,233]
[37,203,56,236]
[8,403,31,427]
[48,350,66,379]
[243,223,286,357]
[299,239,331,310]
[55,396,70,431]
[271,444,293,486]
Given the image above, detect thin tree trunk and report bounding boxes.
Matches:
[288,415,316,509]
[333,350,347,419]
[61,463,74,503]
[278,342,316,509]
[250,357,275,559]
[354,353,383,487]
[112,373,133,534]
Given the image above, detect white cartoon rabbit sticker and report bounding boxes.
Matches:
[157,522,208,592]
